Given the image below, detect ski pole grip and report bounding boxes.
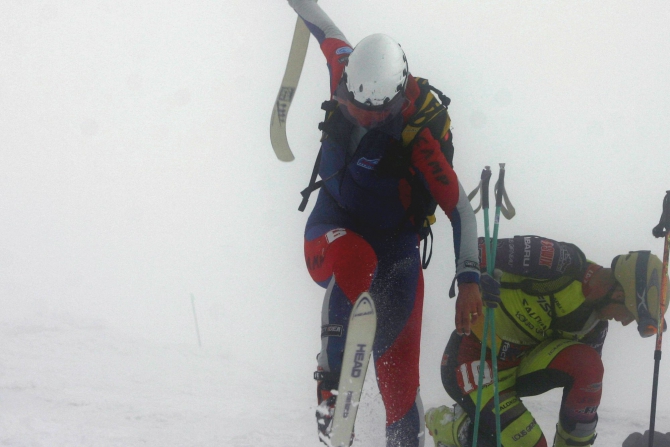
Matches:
[652,191,670,238]
[481,166,492,210]
[495,163,506,208]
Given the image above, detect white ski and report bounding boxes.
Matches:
[270,9,314,162]
[329,292,377,447]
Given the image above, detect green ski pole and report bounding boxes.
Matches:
[487,164,508,447]
[472,166,492,447]
[472,164,508,447]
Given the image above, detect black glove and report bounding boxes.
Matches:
[480,270,502,308]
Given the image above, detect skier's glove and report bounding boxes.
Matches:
[480,269,502,308]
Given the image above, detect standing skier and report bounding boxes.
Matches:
[285,1,482,446]
[426,236,669,447]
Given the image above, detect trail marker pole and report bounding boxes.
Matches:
[191,294,202,347]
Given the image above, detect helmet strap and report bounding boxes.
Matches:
[593,282,621,310]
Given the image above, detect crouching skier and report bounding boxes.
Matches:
[285,1,482,445]
[425,236,669,447]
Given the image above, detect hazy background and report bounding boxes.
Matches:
[1,0,669,443]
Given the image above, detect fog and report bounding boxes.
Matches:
[1,0,669,441]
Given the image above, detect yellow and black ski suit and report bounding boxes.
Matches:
[441,236,608,447]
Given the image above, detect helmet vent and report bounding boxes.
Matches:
[359,84,363,92]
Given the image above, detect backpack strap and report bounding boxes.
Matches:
[500,275,575,296]
[298,100,339,212]
[401,78,451,152]
[422,223,433,269]
[428,84,451,109]
[298,149,323,212]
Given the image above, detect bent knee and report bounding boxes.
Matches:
[549,343,603,382]
[304,229,378,300]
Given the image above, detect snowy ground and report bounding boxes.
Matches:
[0,311,313,447]
[3,1,670,446]
[1,310,667,446]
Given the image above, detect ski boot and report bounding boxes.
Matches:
[425,404,471,447]
[553,419,597,447]
[316,394,337,445]
[315,370,354,446]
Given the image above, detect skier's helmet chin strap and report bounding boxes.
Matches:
[334,79,408,128]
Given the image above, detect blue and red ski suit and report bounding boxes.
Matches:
[289,1,480,446]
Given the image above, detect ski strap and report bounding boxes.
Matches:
[468,178,516,219]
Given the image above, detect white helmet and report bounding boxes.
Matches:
[344,33,408,106]
[334,34,409,127]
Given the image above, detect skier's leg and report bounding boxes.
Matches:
[304,222,378,446]
[369,232,425,447]
[305,225,378,396]
[304,191,380,444]
[305,190,378,384]
[439,331,549,447]
[515,340,602,446]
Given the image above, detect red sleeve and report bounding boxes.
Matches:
[320,38,352,95]
[410,128,460,218]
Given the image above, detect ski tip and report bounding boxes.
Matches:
[352,292,376,315]
[269,125,296,162]
[276,152,295,162]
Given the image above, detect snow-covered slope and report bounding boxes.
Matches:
[2,1,670,446]
[0,312,311,446]
[1,312,666,446]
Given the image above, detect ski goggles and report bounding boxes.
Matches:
[612,251,668,338]
[595,282,666,337]
[333,80,407,128]
[637,317,667,338]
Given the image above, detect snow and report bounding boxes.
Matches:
[0,312,312,446]
[1,0,670,445]
[0,310,667,446]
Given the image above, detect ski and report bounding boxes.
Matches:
[270,8,314,162]
[329,292,377,447]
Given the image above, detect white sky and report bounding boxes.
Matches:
[1,0,670,436]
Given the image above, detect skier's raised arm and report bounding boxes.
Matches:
[287,0,351,94]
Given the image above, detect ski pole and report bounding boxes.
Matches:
[472,165,509,447]
[649,190,670,447]
[487,164,508,447]
[471,167,492,447]
[473,166,502,447]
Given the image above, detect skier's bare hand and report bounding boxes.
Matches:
[455,282,482,335]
